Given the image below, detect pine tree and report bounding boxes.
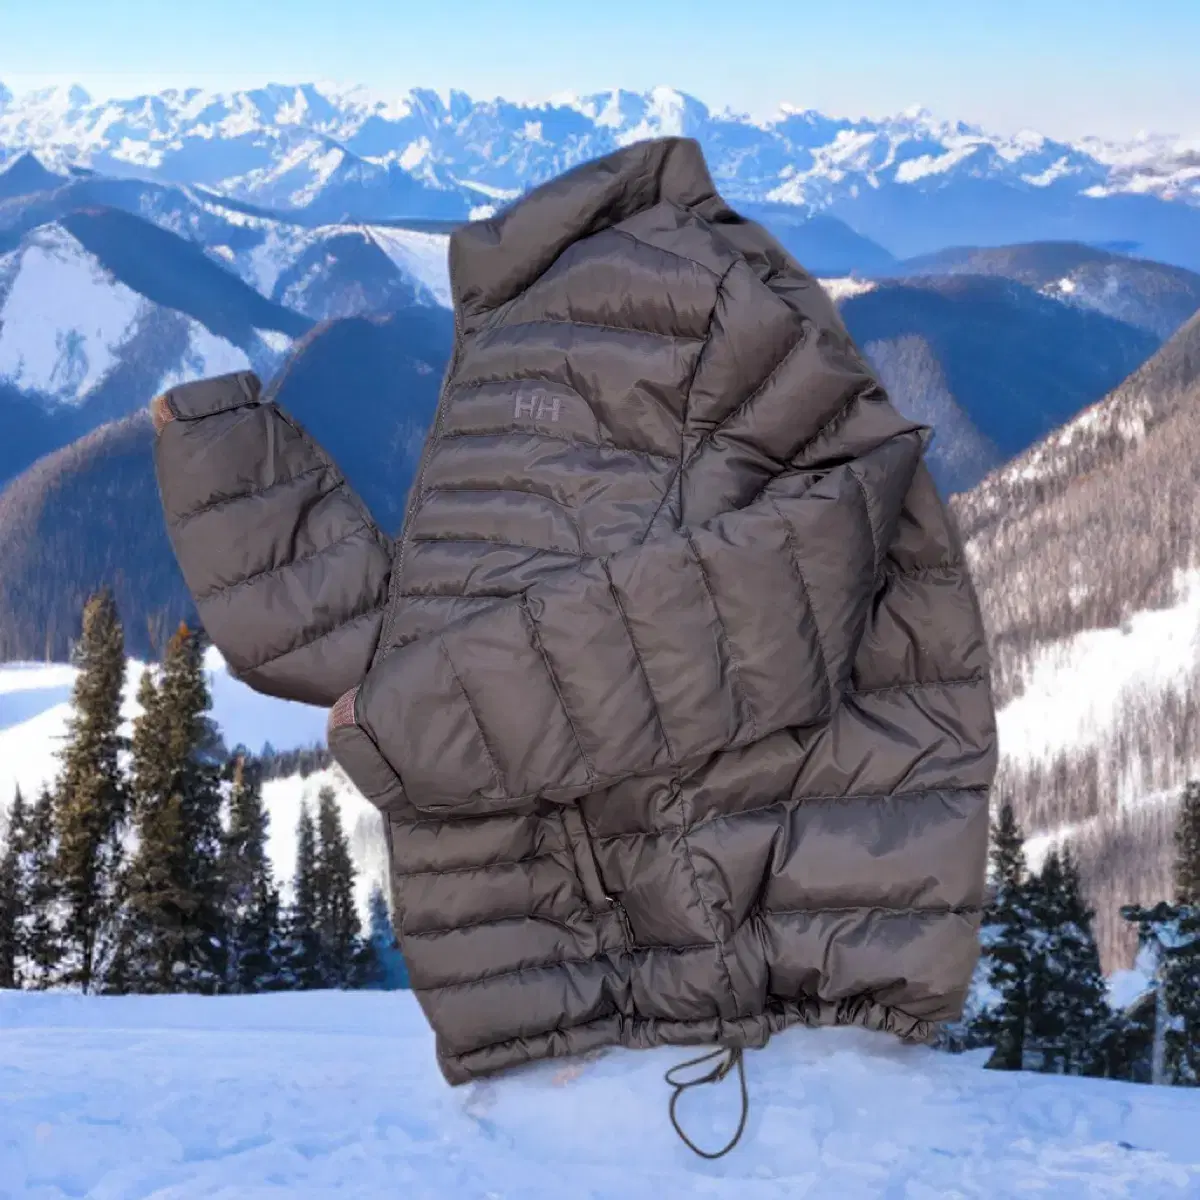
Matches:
[0,788,30,989]
[220,752,284,993]
[1121,777,1200,1087]
[286,803,323,989]
[22,788,61,989]
[115,625,227,993]
[314,786,363,988]
[970,799,1034,1070]
[51,590,129,993]
[1175,780,1200,904]
[1024,847,1108,1075]
[1164,778,1200,1084]
[364,882,409,990]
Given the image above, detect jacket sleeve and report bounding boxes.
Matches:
[151,371,392,707]
[341,407,926,815]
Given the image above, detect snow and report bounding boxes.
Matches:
[818,276,877,303]
[0,226,144,405]
[244,222,309,296]
[152,320,252,397]
[895,145,977,183]
[261,767,385,914]
[996,568,1200,770]
[397,137,433,171]
[2,991,1198,1197]
[255,327,294,355]
[364,226,452,307]
[1108,944,1158,1011]
[1,80,1195,217]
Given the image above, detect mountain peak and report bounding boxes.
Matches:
[0,150,67,198]
[25,82,91,111]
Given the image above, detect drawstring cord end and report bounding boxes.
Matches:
[664,1045,749,1159]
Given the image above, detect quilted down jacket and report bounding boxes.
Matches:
[152,137,996,1146]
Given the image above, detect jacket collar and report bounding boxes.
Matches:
[448,137,726,330]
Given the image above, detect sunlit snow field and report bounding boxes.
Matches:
[2,990,1200,1198]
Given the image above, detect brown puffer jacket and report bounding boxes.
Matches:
[153,136,996,1140]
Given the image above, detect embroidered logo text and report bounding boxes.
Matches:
[514,393,561,422]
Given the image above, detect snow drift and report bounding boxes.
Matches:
[2,990,1199,1197]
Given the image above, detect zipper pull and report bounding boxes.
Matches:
[606,894,635,947]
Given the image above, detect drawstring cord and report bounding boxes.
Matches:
[664,1046,749,1159]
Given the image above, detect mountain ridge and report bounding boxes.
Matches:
[953,309,1200,965]
[3,81,1198,269]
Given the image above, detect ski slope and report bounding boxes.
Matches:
[2,990,1199,1198]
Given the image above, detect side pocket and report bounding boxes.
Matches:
[559,804,634,950]
[327,686,406,813]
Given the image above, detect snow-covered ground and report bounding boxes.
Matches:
[996,567,1200,770]
[2,990,1198,1198]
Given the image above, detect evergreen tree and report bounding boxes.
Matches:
[220,752,284,993]
[51,590,129,992]
[314,786,363,987]
[1175,779,1200,904]
[1121,777,1200,1087]
[286,803,323,990]
[1163,777,1200,1085]
[0,788,30,989]
[970,799,1034,1070]
[115,625,226,993]
[1024,847,1108,1076]
[364,882,409,990]
[22,788,61,989]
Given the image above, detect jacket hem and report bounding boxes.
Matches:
[434,995,940,1085]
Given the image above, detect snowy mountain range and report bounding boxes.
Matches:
[1,81,1198,266]
[2,79,1199,495]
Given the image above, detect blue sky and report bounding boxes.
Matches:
[1,0,1196,140]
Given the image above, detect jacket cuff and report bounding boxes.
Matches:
[150,371,263,433]
[327,686,409,814]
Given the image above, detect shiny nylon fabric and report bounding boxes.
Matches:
[152,137,997,1086]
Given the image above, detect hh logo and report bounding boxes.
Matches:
[514,393,561,422]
